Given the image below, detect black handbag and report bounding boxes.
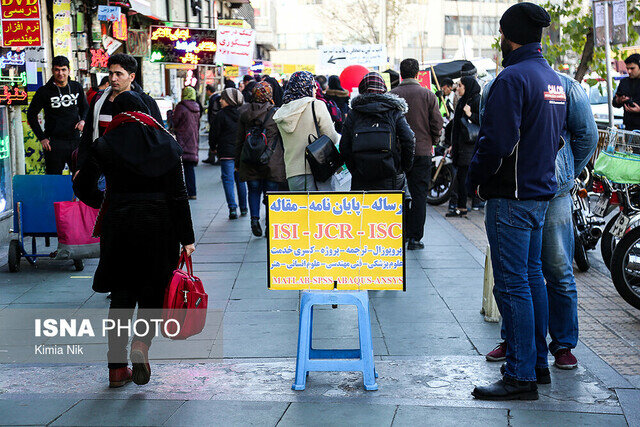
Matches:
[305,102,344,183]
[460,116,480,145]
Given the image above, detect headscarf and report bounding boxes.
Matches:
[224,78,236,89]
[242,80,257,102]
[314,81,328,105]
[458,76,481,106]
[282,71,315,104]
[263,76,284,107]
[358,72,387,95]
[252,81,274,104]
[182,86,197,101]
[102,91,182,177]
[221,88,244,108]
[328,75,345,91]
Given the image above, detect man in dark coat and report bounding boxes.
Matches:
[613,53,640,130]
[391,58,444,250]
[77,54,162,170]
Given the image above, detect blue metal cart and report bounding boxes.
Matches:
[8,175,84,272]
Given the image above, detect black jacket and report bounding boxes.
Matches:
[212,105,241,159]
[77,82,163,169]
[613,76,640,130]
[207,93,221,152]
[340,92,415,191]
[451,92,480,167]
[325,88,350,119]
[26,77,88,141]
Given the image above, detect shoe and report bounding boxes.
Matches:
[445,209,467,217]
[240,209,248,217]
[202,158,214,165]
[553,349,578,370]
[472,376,538,401]
[130,341,151,385]
[188,195,197,200]
[501,364,551,385]
[229,209,238,220]
[486,342,507,361]
[407,239,424,250]
[251,218,263,237]
[448,203,456,212]
[109,367,132,388]
[472,201,485,211]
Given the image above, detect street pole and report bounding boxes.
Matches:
[603,0,614,129]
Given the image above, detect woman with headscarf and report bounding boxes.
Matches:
[325,75,350,120]
[446,76,481,217]
[273,71,340,191]
[315,81,343,132]
[340,72,415,191]
[235,81,285,236]
[263,76,284,107]
[212,87,247,219]
[73,91,195,388]
[172,86,201,199]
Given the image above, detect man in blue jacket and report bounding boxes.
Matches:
[468,3,567,400]
[483,74,598,372]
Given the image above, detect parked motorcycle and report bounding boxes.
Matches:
[610,222,640,310]
[427,143,455,206]
[572,179,604,272]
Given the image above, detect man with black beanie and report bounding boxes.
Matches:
[467,2,567,401]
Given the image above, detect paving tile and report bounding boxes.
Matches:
[509,409,627,426]
[278,403,396,427]
[616,388,640,426]
[0,398,80,425]
[163,400,288,426]
[51,399,185,426]
[392,405,507,426]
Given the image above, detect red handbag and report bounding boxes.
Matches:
[162,251,208,340]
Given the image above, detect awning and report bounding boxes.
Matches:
[429,60,477,82]
[128,0,162,20]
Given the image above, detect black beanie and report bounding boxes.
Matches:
[500,2,551,45]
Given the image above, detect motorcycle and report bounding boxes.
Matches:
[427,142,455,206]
[571,179,605,272]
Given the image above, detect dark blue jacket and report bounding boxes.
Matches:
[467,43,567,200]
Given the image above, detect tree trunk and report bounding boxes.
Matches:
[574,28,595,82]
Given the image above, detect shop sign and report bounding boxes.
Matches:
[127,29,148,56]
[224,65,239,77]
[52,0,72,60]
[112,13,127,41]
[1,0,42,47]
[215,26,255,67]
[102,35,122,55]
[0,48,27,105]
[267,192,405,291]
[97,5,121,22]
[218,19,249,28]
[90,48,109,68]
[149,25,216,65]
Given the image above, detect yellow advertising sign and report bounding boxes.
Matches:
[281,64,316,75]
[224,65,239,77]
[267,192,405,291]
[218,19,250,28]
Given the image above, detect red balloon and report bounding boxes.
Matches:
[339,65,369,94]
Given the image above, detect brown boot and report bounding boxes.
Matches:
[130,341,151,385]
[109,367,132,388]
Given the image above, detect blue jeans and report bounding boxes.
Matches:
[247,179,279,219]
[183,161,197,197]
[220,160,247,211]
[486,198,549,381]
[499,193,578,355]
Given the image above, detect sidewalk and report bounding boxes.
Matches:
[0,155,638,426]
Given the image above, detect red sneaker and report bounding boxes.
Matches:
[553,349,577,370]
[109,367,132,388]
[486,342,507,362]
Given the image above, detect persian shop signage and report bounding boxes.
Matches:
[1,0,42,47]
[0,48,27,105]
[149,26,216,65]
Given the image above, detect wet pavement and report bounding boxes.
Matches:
[0,152,638,426]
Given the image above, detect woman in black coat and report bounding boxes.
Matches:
[73,92,195,388]
[325,75,350,120]
[447,76,481,217]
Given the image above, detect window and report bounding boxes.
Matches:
[459,16,473,35]
[407,31,428,48]
[445,16,459,35]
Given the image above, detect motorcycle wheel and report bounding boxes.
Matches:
[610,226,640,310]
[601,213,640,270]
[427,164,454,206]
[574,226,590,272]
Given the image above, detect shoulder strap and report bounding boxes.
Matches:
[311,101,321,139]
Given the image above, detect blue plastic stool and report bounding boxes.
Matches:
[292,290,378,391]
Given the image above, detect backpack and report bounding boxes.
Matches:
[241,109,277,166]
[351,112,399,181]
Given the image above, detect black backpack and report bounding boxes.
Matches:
[241,109,277,166]
[351,112,399,181]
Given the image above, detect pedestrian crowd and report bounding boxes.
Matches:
[26,0,628,400]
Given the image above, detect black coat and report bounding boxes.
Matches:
[73,135,194,294]
[340,92,416,191]
[325,88,350,119]
[212,105,241,159]
[451,93,480,167]
[207,93,221,151]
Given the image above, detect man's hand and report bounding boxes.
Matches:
[183,244,196,257]
[40,139,51,151]
[75,120,85,132]
[463,104,472,117]
[616,95,630,104]
[624,102,640,113]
